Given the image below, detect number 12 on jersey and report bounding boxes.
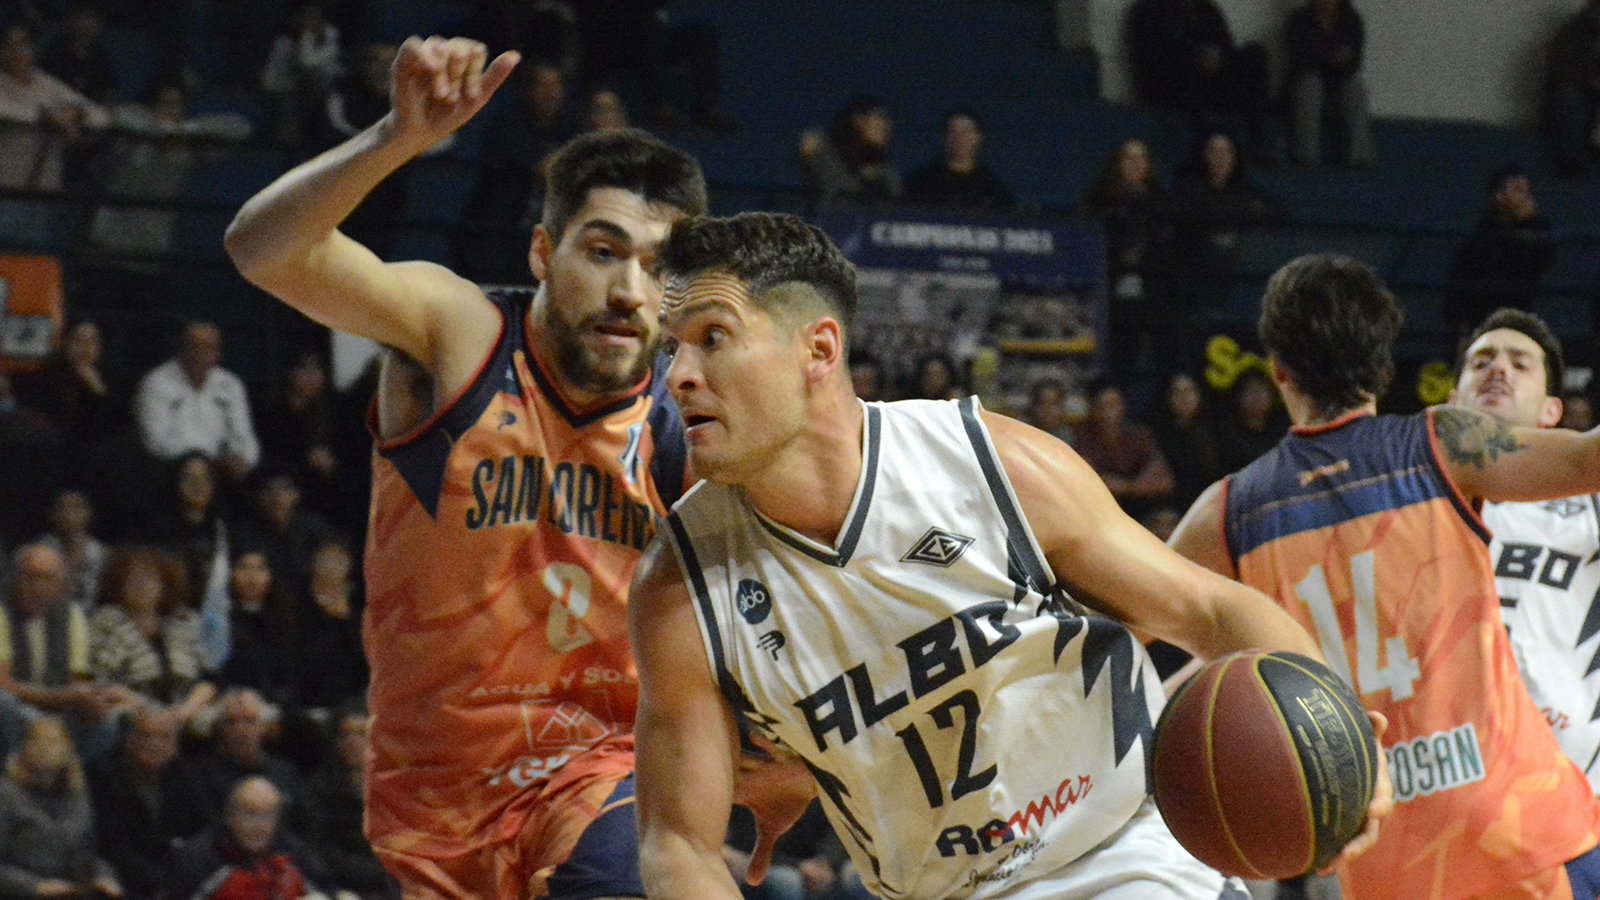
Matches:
[1295,550,1420,701]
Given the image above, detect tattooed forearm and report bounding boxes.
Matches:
[1434,406,1524,470]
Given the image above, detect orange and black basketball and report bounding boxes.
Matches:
[1150,650,1378,880]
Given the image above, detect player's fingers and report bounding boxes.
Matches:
[460,41,488,100]
[441,38,474,101]
[476,50,521,102]
[418,36,451,102]
[745,834,775,886]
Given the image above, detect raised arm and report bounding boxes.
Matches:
[224,36,517,379]
[985,411,1320,665]
[1430,405,1600,504]
[628,539,746,900]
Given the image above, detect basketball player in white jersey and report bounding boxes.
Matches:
[1451,308,1600,793]
[627,212,1391,900]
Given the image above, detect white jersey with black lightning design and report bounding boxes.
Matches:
[1485,494,1600,794]
[663,398,1231,900]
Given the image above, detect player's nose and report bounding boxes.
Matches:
[609,259,651,311]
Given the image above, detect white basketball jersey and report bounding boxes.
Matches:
[663,398,1166,900]
[1484,495,1600,793]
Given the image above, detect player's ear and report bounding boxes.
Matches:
[528,227,554,281]
[1538,395,1564,428]
[802,317,843,382]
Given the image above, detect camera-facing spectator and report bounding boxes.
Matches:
[134,322,259,484]
[1442,166,1556,343]
[903,109,1013,210]
[0,715,122,900]
[799,96,902,205]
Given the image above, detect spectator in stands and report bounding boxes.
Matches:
[236,471,332,610]
[1021,376,1076,445]
[0,21,107,189]
[167,776,322,900]
[798,95,903,205]
[87,705,184,900]
[18,320,123,475]
[847,350,886,402]
[1442,165,1556,344]
[1170,132,1288,319]
[39,5,117,106]
[581,84,630,134]
[304,702,396,900]
[575,0,734,132]
[213,549,298,708]
[1284,0,1375,169]
[143,453,236,616]
[1543,0,1600,177]
[1213,366,1289,474]
[36,488,106,611]
[1561,387,1596,429]
[254,352,342,524]
[166,689,308,844]
[86,79,252,279]
[903,109,1013,210]
[261,2,343,154]
[452,61,578,286]
[89,545,215,724]
[1146,370,1222,508]
[0,543,131,762]
[321,39,446,260]
[1124,0,1273,163]
[1071,378,1174,519]
[0,372,63,548]
[1077,137,1176,380]
[134,321,260,483]
[293,536,365,711]
[904,350,966,400]
[0,715,122,900]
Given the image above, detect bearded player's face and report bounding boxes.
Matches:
[529,186,682,403]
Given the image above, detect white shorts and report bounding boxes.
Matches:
[997,799,1250,900]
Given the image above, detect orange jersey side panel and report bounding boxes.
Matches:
[361,289,684,861]
[1226,410,1600,900]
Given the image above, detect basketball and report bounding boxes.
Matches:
[1150,650,1378,880]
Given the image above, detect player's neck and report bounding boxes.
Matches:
[744,392,866,547]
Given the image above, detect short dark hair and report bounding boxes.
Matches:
[1457,307,1564,397]
[540,129,707,242]
[1257,254,1403,419]
[660,212,857,341]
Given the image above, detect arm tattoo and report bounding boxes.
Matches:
[1434,406,1524,470]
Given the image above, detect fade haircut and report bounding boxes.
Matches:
[660,212,857,345]
[540,128,708,242]
[1257,254,1403,420]
[1457,307,1564,397]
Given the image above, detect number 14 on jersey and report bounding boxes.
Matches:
[1295,550,1420,701]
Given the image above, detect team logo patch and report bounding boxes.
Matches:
[736,578,773,624]
[902,527,975,567]
[758,631,786,659]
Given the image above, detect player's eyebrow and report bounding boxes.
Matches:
[573,218,633,246]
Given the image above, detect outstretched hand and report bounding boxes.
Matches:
[389,36,518,151]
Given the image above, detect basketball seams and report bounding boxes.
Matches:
[1274,655,1378,851]
[1248,655,1319,878]
[1202,654,1272,880]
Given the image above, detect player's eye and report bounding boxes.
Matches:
[661,337,679,359]
[703,326,728,349]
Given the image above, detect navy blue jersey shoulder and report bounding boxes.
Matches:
[1225,411,1485,560]
[378,287,535,517]
[646,352,689,508]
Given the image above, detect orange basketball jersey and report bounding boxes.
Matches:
[1224,409,1600,900]
[362,288,687,861]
